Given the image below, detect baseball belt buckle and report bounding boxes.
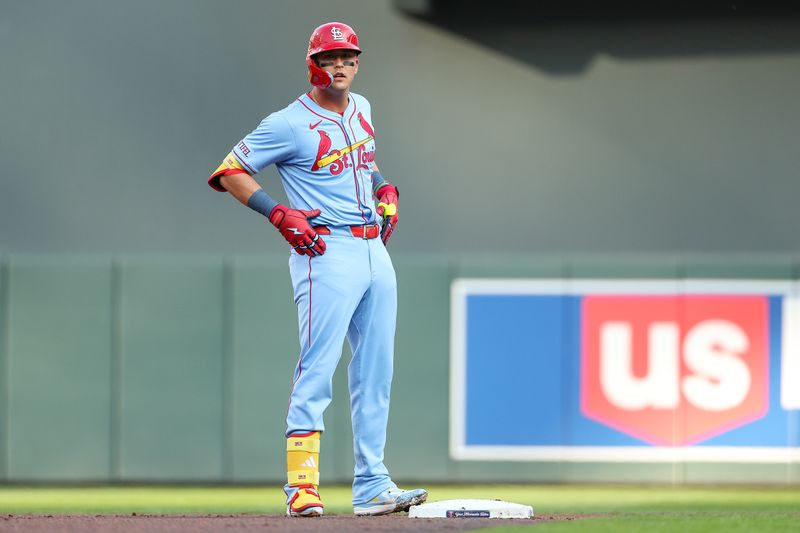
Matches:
[350,224,377,239]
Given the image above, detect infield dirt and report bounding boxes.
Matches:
[0,513,588,532]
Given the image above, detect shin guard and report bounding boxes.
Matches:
[286,431,323,516]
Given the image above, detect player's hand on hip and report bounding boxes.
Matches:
[268,204,326,256]
[375,184,399,245]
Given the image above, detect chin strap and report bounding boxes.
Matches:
[307,58,332,89]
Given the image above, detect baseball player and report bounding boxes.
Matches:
[208,22,427,517]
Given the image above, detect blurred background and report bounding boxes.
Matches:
[0,0,798,486]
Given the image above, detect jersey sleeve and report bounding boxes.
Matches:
[208,151,250,192]
[231,112,297,175]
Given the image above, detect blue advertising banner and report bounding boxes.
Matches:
[450,279,800,462]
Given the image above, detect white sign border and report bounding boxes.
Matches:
[449,278,800,463]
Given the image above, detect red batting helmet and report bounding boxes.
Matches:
[306,22,362,89]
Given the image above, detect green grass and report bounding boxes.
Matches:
[492,512,800,533]
[0,485,798,532]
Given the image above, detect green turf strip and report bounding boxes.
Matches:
[0,484,798,533]
[491,513,800,533]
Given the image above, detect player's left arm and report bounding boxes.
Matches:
[371,163,399,245]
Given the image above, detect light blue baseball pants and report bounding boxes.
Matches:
[284,228,398,505]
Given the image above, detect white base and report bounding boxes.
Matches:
[408,499,534,519]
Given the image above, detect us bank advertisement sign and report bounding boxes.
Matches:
[450,279,800,462]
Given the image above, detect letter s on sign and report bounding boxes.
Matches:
[681,319,751,412]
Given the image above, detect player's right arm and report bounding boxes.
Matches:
[211,165,325,257]
[208,114,325,256]
[218,171,261,207]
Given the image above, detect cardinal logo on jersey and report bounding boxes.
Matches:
[357,112,375,138]
[311,130,333,171]
[311,122,375,174]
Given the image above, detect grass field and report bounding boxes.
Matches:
[0,484,798,531]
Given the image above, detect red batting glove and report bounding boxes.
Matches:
[375,184,399,245]
[268,204,326,256]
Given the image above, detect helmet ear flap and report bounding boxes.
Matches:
[307,58,332,89]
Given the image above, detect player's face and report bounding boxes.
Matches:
[315,50,359,91]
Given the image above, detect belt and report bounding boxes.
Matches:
[314,224,380,239]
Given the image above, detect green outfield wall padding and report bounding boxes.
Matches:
[6,257,113,481]
[324,343,358,484]
[681,462,798,485]
[0,258,9,481]
[386,257,452,480]
[117,258,225,481]
[453,256,566,279]
[679,256,797,280]
[227,256,299,482]
[565,255,680,279]
[0,253,798,485]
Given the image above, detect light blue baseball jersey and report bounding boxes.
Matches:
[223,91,399,505]
[231,92,379,227]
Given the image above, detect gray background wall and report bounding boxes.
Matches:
[1,0,799,485]
[2,0,799,254]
